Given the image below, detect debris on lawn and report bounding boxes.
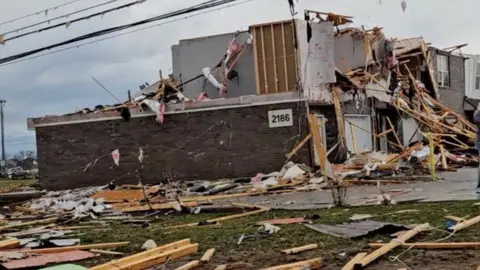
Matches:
[304,221,410,239]
[260,257,323,270]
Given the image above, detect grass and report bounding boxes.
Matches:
[0,179,37,191]
[71,200,480,269]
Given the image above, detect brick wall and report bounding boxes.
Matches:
[430,48,466,115]
[36,102,310,190]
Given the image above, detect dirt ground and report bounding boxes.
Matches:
[70,200,480,269]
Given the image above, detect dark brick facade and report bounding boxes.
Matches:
[36,102,311,190]
[430,48,466,115]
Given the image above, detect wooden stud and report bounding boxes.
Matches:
[369,242,480,249]
[445,216,467,222]
[22,241,130,254]
[90,240,195,270]
[440,145,448,169]
[260,258,322,270]
[386,116,404,150]
[286,133,312,160]
[0,239,20,250]
[349,123,358,154]
[90,249,125,256]
[281,244,318,255]
[252,28,261,95]
[449,214,480,232]
[200,248,216,264]
[341,252,367,270]
[308,114,327,173]
[214,265,227,270]
[175,260,200,270]
[271,24,279,92]
[0,217,57,231]
[281,23,289,92]
[358,223,430,267]
[260,26,268,94]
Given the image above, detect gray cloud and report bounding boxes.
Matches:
[0,0,476,154]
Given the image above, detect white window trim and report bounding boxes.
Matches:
[475,62,480,90]
[436,55,449,88]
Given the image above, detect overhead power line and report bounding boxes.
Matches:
[2,0,147,43]
[0,0,255,68]
[2,0,123,37]
[0,0,84,26]
[0,0,247,65]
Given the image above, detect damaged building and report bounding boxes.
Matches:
[27,11,473,190]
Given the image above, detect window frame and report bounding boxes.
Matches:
[436,54,450,88]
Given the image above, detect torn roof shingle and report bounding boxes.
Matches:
[395,37,425,56]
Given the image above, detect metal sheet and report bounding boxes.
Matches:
[304,220,408,238]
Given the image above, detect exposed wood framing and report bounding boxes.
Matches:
[251,21,296,94]
[286,133,312,160]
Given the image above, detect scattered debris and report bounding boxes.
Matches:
[304,221,409,239]
[141,239,157,251]
[260,258,322,270]
[200,248,216,264]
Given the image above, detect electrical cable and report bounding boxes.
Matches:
[0,0,84,26]
[3,0,146,43]
[0,0,248,65]
[0,0,255,68]
[3,0,125,37]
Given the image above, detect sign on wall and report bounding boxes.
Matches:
[268,109,293,128]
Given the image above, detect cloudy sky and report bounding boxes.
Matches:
[0,0,476,155]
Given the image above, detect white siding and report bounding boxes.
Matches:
[464,54,480,100]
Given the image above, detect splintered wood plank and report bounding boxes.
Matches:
[341,252,367,270]
[282,244,318,255]
[260,258,322,270]
[200,248,215,263]
[174,260,200,270]
[22,242,130,254]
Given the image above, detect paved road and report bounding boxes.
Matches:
[218,168,480,210]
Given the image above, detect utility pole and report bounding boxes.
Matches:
[0,99,5,174]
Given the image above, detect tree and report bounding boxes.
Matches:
[13,150,36,161]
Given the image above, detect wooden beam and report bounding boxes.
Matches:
[260,26,268,94]
[271,24,279,93]
[281,244,318,255]
[200,248,215,264]
[0,239,20,250]
[23,242,130,254]
[369,242,480,249]
[90,240,196,270]
[308,113,327,172]
[260,258,322,270]
[0,218,57,231]
[175,260,200,270]
[341,252,367,270]
[281,23,289,91]
[386,116,404,150]
[449,214,480,232]
[214,265,227,270]
[286,133,312,160]
[252,28,261,95]
[358,223,430,267]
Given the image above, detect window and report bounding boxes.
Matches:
[436,55,449,87]
[476,63,480,90]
